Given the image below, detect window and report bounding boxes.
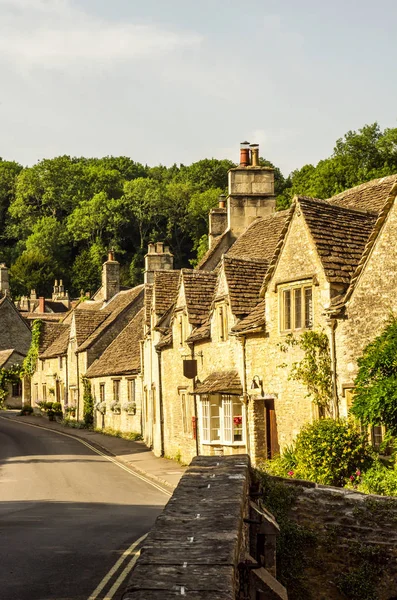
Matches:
[181,391,193,436]
[218,305,228,341]
[100,383,105,403]
[128,379,136,404]
[59,356,63,370]
[152,386,156,423]
[34,383,38,403]
[280,284,313,332]
[12,381,22,397]
[113,379,120,402]
[42,384,47,401]
[371,425,383,450]
[201,394,244,444]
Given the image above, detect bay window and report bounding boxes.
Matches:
[201,394,244,444]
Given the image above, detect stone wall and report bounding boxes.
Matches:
[123,455,287,600]
[262,476,397,600]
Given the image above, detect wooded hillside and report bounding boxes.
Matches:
[1,122,396,297]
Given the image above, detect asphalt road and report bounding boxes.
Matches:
[0,417,168,600]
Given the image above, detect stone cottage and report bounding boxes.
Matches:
[0,296,31,408]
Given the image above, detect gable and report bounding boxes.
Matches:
[175,279,186,311]
[215,267,229,299]
[0,298,31,355]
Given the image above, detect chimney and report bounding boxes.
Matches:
[39,296,45,313]
[226,141,276,238]
[208,195,228,249]
[0,263,10,298]
[144,242,174,284]
[30,289,37,300]
[102,251,120,302]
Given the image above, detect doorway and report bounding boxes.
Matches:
[265,398,280,458]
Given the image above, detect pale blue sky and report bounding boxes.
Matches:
[0,0,395,175]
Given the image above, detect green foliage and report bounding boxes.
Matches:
[357,459,397,496]
[351,317,397,435]
[0,363,23,407]
[335,542,388,600]
[257,473,316,599]
[19,404,33,415]
[294,418,372,486]
[82,377,94,427]
[279,330,333,413]
[22,320,42,377]
[94,426,142,441]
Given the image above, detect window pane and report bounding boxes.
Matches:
[304,288,313,328]
[202,398,210,441]
[283,290,291,330]
[223,395,232,443]
[294,288,302,329]
[232,399,243,442]
[210,398,220,441]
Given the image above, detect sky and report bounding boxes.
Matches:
[0,0,396,176]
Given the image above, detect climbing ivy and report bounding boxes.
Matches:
[279,330,333,414]
[82,377,94,427]
[22,319,42,376]
[0,364,24,407]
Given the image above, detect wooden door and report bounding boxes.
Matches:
[265,399,280,458]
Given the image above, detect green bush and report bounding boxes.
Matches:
[357,459,397,496]
[294,418,372,486]
[259,445,297,477]
[19,404,33,415]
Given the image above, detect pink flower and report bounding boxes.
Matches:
[287,470,294,477]
[356,470,361,477]
[350,475,355,481]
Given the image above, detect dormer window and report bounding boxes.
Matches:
[280,283,313,332]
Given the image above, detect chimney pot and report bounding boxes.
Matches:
[239,141,250,167]
[148,243,156,254]
[218,194,226,209]
[156,242,164,254]
[39,296,45,313]
[108,250,114,262]
[250,144,260,167]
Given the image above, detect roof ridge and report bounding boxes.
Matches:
[327,174,397,201]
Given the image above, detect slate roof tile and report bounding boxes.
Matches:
[86,309,144,378]
[231,299,266,334]
[194,370,242,395]
[153,271,180,316]
[223,257,268,316]
[38,322,66,354]
[181,270,217,326]
[328,174,397,213]
[40,325,71,359]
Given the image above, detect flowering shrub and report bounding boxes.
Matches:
[357,459,397,496]
[294,418,372,486]
[122,402,136,415]
[110,400,121,413]
[95,401,106,415]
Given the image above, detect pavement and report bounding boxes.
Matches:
[0,410,186,491]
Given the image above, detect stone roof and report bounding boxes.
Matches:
[73,300,103,311]
[155,330,173,350]
[222,256,268,316]
[0,349,16,367]
[73,310,108,347]
[0,297,31,355]
[86,309,144,378]
[298,197,378,284]
[153,271,180,317]
[186,318,211,343]
[40,325,71,359]
[226,210,291,262]
[231,299,266,334]
[196,230,232,271]
[328,180,397,313]
[77,285,144,351]
[194,370,242,395]
[328,175,397,213]
[38,322,66,354]
[44,301,69,313]
[181,270,217,326]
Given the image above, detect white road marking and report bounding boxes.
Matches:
[102,546,142,600]
[87,534,146,599]
[0,417,172,497]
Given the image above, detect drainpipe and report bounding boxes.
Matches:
[76,350,80,420]
[65,352,68,407]
[327,318,339,419]
[156,347,165,457]
[190,342,200,457]
[240,335,251,457]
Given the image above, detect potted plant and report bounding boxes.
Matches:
[110,400,121,414]
[122,401,137,416]
[95,401,106,415]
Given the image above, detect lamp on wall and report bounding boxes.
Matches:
[250,375,263,396]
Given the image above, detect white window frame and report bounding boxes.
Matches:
[200,394,245,446]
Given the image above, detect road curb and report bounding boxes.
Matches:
[1,413,177,494]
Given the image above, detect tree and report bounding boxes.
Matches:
[10,249,58,297]
[351,318,397,435]
[122,178,163,249]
